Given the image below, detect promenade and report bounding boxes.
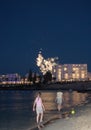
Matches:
[43,103,91,130]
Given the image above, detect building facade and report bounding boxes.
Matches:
[52,64,88,82]
[0,73,21,84]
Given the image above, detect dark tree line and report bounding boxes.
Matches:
[28,69,52,84]
[28,69,37,84]
[43,71,52,83]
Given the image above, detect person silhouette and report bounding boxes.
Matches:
[33,92,45,130]
[55,92,63,111]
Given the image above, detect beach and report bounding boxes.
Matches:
[42,103,91,130]
[0,90,91,130]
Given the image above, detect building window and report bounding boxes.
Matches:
[58,73,61,81]
[72,74,75,79]
[64,67,67,71]
[75,73,79,79]
[64,73,68,79]
[81,71,85,78]
[73,68,76,71]
[81,73,85,78]
[54,69,56,73]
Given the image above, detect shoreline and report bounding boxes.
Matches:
[43,102,91,130]
[0,81,91,91]
[28,101,90,130]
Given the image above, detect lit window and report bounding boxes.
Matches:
[58,74,61,80]
[73,68,76,71]
[72,74,75,79]
[81,73,85,78]
[54,69,56,72]
[64,73,68,79]
[75,74,79,79]
[64,67,67,71]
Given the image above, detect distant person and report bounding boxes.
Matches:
[33,92,45,130]
[55,91,63,111]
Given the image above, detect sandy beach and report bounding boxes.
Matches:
[42,103,91,130]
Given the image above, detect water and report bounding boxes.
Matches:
[0,90,91,130]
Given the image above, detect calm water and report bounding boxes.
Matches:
[0,90,91,130]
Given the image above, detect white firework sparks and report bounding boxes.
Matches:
[36,51,58,75]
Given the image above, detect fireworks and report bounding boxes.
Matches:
[36,51,58,75]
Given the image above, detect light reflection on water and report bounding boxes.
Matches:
[40,91,88,111]
[0,90,90,130]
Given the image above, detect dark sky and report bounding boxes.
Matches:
[0,0,91,75]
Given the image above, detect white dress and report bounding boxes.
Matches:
[35,97,43,114]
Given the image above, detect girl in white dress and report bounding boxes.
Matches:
[56,92,63,111]
[33,92,45,129]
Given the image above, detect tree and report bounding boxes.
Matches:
[43,71,52,83]
[32,73,36,84]
[52,76,56,82]
[28,69,33,82]
[37,75,42,83]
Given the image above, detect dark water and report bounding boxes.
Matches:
[0,90,91,130]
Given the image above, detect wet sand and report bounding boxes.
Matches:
[43,103,91,130]
[29,102,91,130]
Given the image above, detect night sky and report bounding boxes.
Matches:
[0,0,91,76]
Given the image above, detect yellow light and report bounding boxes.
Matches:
[71,109,75,115]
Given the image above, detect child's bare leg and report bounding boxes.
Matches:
[40,113,44,127]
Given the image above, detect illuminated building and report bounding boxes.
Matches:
[52,64,88,81]
[88,72,91,80]
[0,73,21,84]
[36,51,88,81]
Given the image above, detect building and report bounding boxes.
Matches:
[52,64,88,82]
[88,72,91,80]
[0,73,21,84]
